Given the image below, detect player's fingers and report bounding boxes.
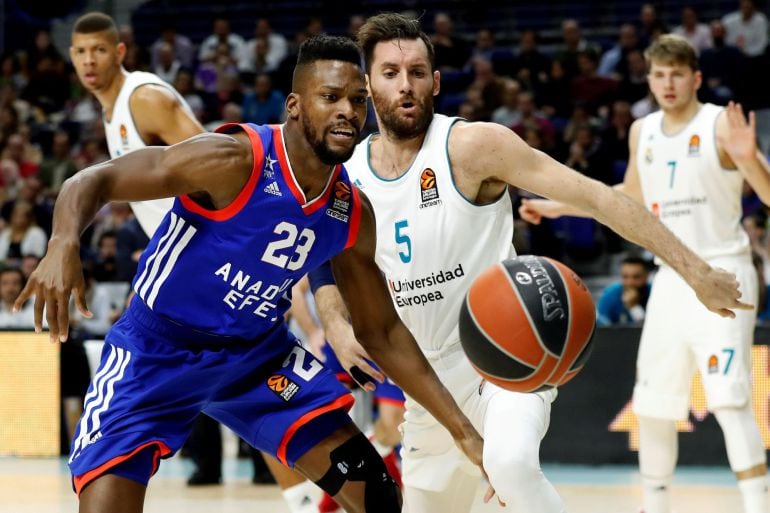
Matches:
[12,283,33,313]
[349,365,378,391]
[483,484,496,504]
[73,286,93,318]
[749,110,756,132]
[56,291,70,343]
[355,357,385,383]
[714,307,736,319]
[734,300,754,310]
[33,290,44,335]
[45,292,59,343]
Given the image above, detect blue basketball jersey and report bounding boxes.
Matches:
[131,123,362,339]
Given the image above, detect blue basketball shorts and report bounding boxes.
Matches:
[321,340,405,406]
[68,299,353,495]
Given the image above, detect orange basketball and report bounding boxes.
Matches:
[459,256,596,393]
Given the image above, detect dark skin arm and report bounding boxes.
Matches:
[330,193,486,478]
[14,132,253,342]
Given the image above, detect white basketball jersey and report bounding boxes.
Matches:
[345,114,515,353]
[636,103,749,261]
[104,71,195,236]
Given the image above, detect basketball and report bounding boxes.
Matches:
[459,255,596,393]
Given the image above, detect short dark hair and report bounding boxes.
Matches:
[0,267,24,283]
[357,13,435,73]
[73,12,119,44]
[621,255,650,270]
[292,35,362,91]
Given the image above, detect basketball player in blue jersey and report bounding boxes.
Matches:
[523,35,769,513]
[309,14,753,513]
[15,35,485,513]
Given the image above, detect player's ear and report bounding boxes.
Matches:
[285,93,300,120]
[433,70,441,97]
[365,74,372,97]
[116,42,127,64]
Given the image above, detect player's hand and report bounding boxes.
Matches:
[326,321,385,391]
[718,101,757,165]
[693,266,754,318]
[14,239,92,343]
[454,427,504,506]
[518,198,562,225]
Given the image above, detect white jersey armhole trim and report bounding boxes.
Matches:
[445,117,511,212]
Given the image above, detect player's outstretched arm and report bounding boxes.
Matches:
[307,265,385,390]
[519,119,644,224]
[330,193,485,472]
[14,132,254,343]
[452,121,751,318]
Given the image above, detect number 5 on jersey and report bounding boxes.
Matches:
[261,221,316,270]
[395,220,411,263]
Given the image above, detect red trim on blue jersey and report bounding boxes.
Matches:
[73,440,171,496]
[344,185,363,249]
[272,125,342,215]
[277,393,354,466]
[179,123,264,221]
[373,396,406,407]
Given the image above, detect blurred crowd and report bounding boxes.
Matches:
[0,1,769,333]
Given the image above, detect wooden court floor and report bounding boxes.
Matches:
[0,456,743,513]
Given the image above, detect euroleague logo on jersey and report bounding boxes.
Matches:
[119,124,128,147]
[688,134,700,157]
[419,168,442,209]
[326,180,351,223]
[267,374,301,401]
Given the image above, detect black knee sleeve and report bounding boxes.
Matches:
[314,433,401,512]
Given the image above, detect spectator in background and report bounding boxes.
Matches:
[431,12,470,71]
[571,49,618,115]
[118,24,150,71]
[21,54,69,116]
[242,73,284,125]
[195,42,239,95]
[0,267,34,327]
[240,18,288,74]
[723,0,768,57]
[491,78,521,127]
[600,100,634,166]
[20,254,39,281]
[151,21,195,70]
[74,137,109,170]
[198,17,245,63]
[555,19,600,80]
[700,20,743,105]
[512,91,556,151]
[673,5,713,54]
[115,213,149,282]
[565,123,612,185]
[2,175,50,233]
[92,230,118,282]
[3,133,38,178]
[0,199,47,263]
[597,255,652,325]
[152,42,181,84]
[744,211,770,285]
[638,3,667,46]
[513,30,551,93]
[617,50,649,104]
[468,57,504,120]
[205,101,242,131]
[173,69,206,123]
[38,131,78,195]
[0,53,27,92]
[598,24,640,79]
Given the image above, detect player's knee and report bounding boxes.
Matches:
[485,445,541,498]
[314,432,402,512]
[713,406,767,472]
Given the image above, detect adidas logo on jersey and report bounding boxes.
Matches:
[264,181,282,196]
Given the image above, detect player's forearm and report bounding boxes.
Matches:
[735,151,770,206]
[364,322,475,440]
[314,284,352,344]
[53,149,165,246]
[587,184,710,281]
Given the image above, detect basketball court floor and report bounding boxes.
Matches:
[1,455,742,513]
